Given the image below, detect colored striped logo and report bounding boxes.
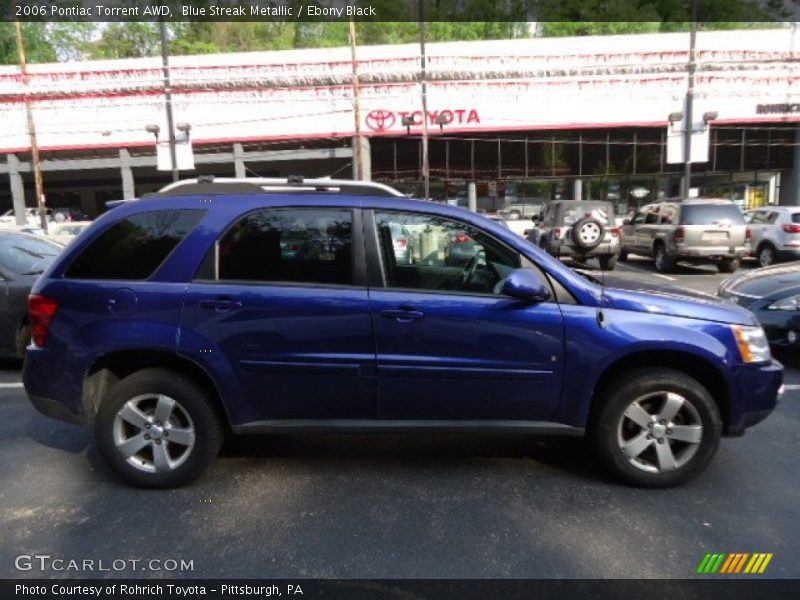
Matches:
[696,553,773,574]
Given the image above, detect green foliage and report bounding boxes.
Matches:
[0,23,57,64]
[84,23,161,60]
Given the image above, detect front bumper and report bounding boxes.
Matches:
[726,358,783,435]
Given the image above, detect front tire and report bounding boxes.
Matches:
[654,244,675,273]
[589,368,721,487]
[95,368,224,488]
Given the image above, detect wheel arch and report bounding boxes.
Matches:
[83,349,230,428]
[588,349,731,432]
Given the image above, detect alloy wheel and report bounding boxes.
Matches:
[112,394,196,473]
[616,392,703,474]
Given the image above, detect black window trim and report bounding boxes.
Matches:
[193,205,366,289]
[363,208,570,304]
[64,208,207,282]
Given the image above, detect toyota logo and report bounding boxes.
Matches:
[365,110,395,132]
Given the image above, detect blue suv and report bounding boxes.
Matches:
[23,177,782,488]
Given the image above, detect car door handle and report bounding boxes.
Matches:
[199,298,242,311]
[380,309,424,322]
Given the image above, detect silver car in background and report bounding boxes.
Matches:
[620,198,747,273]
[745,206,800,267]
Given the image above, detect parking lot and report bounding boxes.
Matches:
[1,257,798,580]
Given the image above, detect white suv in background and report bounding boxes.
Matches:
[746,206,800,267]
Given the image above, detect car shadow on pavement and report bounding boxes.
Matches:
[220,433,610,483]
[25,412,92,455]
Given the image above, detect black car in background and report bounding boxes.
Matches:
[718,262,800,348]
[0,232,61,357]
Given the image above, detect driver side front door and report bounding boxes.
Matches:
[366,210,565,422]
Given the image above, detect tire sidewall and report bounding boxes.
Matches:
[591,369,722,487]
[95,369,223,488]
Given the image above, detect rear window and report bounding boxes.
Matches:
[66,209,205,280]
[562,203,614,226]
[680,204,744,225]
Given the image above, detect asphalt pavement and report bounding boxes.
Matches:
[1,260,798,579]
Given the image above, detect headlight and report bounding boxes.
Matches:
[767,295,800,311]
[732,325,771,363]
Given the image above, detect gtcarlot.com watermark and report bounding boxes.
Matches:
[14,554,194,573]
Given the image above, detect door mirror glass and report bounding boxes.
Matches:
[497,269,551,302]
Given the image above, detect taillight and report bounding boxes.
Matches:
[553,228,563,239]
[674,226,685,242]
[394,238,408,249]
[288,244,300,251]
[28,294,58,348]
[746,228,752,240]
[783,224,800,234]
[454,233,471,243]
[610,227,621,237]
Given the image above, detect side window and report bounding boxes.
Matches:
[630,211,646,225]
[217,208,353,286]
[747,211,763,224]
[375,211,522,296]
[66,209,205,280]
[767,211,780,224]
[660,205,678,225]
[644,207,660,224]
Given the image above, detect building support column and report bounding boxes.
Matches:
[7,154,27,225]
[351,136,371,181]
[233,143,246,178]
[781,126,800,205]
[119,148,135,200]
[573,178,583,201]
[467,181,477,212]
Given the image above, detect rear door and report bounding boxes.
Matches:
[179,206,376,422]
[366,209,565,421]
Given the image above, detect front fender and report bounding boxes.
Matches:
[553,305,738,427]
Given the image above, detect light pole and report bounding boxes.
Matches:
[682,0,699,198]
[419,4,430,200]
[159,19,179,183]
[349,18,365,181]
[14,20,47,233]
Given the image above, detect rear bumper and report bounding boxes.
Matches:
[674,244,747,260]
[726,359,783,436]
[23,347,86,425]
[548,242,619,258]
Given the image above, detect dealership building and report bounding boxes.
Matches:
[2,27,800,217]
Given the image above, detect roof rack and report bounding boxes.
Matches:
[147,176,406,198]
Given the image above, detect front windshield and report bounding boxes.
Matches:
[0,235,60,275]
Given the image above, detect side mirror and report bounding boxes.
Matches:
[498,269,551,302]
[623,218,631,225]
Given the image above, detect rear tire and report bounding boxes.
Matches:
[589,368,721,487]
[95,368,224,488]
[757,243,777,268]
[15,323,30,359]
[718,258,740,273]
[618,249,629,262]
[598,255,618,271]
[653,244,675,273]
